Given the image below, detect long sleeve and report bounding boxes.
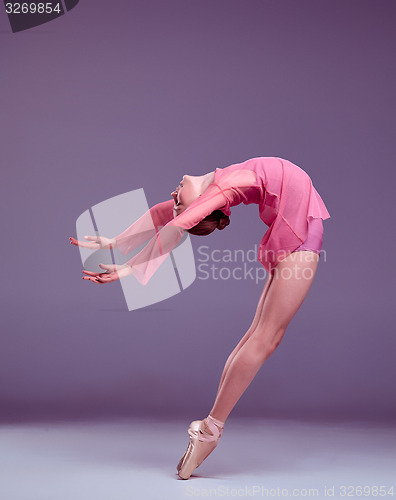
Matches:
[124,182,231,286]
[114,199,175,255]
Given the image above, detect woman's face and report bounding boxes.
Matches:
[171,175,200,217]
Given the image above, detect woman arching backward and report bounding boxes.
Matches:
[70,156,330,479]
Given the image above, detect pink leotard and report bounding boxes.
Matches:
[292,217,323,255]
[114,157,331,285]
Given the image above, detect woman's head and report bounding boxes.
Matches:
[171,174,201,218]
[170,171,230,235]
[187,210,230,236]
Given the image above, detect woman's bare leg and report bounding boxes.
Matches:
[209,251,319,423]
[213,271,274,399]
[177,274,275,475]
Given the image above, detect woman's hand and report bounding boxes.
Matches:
[69,235,116,250]
[82,263,134,285]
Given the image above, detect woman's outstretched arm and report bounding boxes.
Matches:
[114,199,175,254]
[69,199,174,251]
[74,181,230,285]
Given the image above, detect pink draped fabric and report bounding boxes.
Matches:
[114,157,331,285]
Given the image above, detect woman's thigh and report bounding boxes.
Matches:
[228,250,319,359]
[252,250,320,348]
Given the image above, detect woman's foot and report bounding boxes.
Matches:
[176,415,224,480]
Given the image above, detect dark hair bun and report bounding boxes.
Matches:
[187,209,230,236]
[216,211,230,230]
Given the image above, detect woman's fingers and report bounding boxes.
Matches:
[70,235,116,250]
[99,263,116,272]
[69,237,97,249]
[82,276,102,284]
[98,275,114,282]
[82,273,110,283]
[82,274,116,284]
[82,268,119,284]
[70,236,82,246]
[82,270,101,277]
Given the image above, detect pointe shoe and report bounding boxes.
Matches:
[177,418,223,480]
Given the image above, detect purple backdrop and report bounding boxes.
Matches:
[1,0,395,423]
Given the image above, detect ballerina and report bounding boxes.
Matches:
[70,156,330,479]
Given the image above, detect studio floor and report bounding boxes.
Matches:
[0,417,395,500]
